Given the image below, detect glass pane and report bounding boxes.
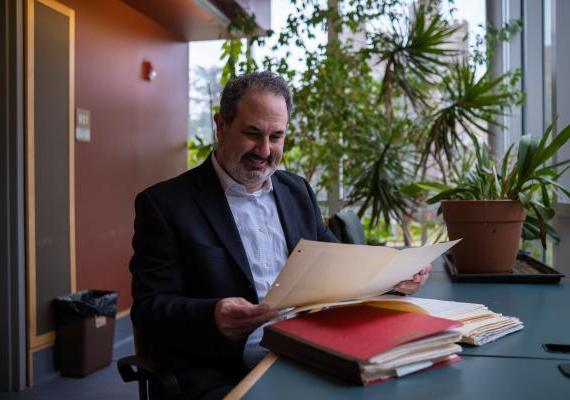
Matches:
[189,40,224,145]
[544,0,552,129]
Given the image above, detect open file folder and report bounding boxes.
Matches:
[261,305,463,385]
[263,239,460,311]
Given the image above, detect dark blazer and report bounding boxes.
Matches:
[129,155,337,392]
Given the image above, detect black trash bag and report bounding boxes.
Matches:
[55,290,118,324]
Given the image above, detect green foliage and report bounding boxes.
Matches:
[415,122,570,248]
[472,19,523,66]
[362,215,445,246]
[370,3,460,114]
[361,215,396,245]
[346,119,418,227]
[220,39,244,85]
[422,63,522,171]
[187,137,215,169]
[211,0,525,243]
[220,10,265,85]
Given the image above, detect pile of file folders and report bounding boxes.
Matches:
[261,296,523,385]
[408,296,524,346]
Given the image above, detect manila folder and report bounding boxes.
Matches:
[263,239,460,310]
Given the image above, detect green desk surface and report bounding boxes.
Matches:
[236,257,570,399]
[243,356,570,400]
[416,271,570,360]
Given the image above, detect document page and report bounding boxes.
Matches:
[263,239,460,310]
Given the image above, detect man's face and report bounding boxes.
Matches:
[215,89,288,192]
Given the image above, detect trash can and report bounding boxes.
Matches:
[54,290,118,377]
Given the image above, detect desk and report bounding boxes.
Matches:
[229,261,570,399]
[241,356,569,400]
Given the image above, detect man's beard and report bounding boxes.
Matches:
[230,152,278,187]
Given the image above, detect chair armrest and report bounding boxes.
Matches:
[117,355,181,399]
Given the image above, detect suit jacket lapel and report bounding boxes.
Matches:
[192,156,254,286]
[272,173,299,254]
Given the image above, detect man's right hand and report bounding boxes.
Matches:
[214,297,278,342]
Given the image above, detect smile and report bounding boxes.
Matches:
[243,155,270,169]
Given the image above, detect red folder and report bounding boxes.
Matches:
[261,305,462,384]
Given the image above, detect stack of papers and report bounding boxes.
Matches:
[262,239,522,349]
[367,296,524,346]
[360,330,462,383]
[262,305,463,385]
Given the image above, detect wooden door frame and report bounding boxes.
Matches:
[25,0,76,384]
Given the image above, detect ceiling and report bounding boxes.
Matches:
[122,0,271,41]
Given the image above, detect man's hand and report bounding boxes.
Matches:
[215,297,278,342]
[393,264,432,295]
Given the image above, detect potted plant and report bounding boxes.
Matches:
[418,122,570,273]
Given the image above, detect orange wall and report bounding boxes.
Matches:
[61,0,188,311]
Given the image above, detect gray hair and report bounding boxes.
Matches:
[219,71,293,124]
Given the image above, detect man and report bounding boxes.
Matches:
[130,71,430,400]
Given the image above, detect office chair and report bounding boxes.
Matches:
[117,327,181,400]
[328,209,367,245]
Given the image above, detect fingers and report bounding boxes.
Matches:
[215,297,278,342]
[394,281,420,295]
[221,298,270,318]
[414,264,431,283]
[420,264,433,274]
[395,264,432,295]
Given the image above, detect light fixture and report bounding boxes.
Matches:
[141,60,157,81]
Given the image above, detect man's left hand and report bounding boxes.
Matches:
[393,264,432,295]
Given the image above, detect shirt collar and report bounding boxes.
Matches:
[211,152,273,195]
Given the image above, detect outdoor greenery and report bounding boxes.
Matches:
[189,66,222,142]
[190,0,529,244]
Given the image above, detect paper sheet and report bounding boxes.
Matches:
[263,239,461,309]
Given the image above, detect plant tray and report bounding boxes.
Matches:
[443,252,566,283]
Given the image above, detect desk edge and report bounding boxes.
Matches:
[224,353,279,400]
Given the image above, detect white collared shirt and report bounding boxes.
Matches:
[211,153,289,368]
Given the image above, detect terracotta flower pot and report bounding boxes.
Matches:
[441,200,527,274]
